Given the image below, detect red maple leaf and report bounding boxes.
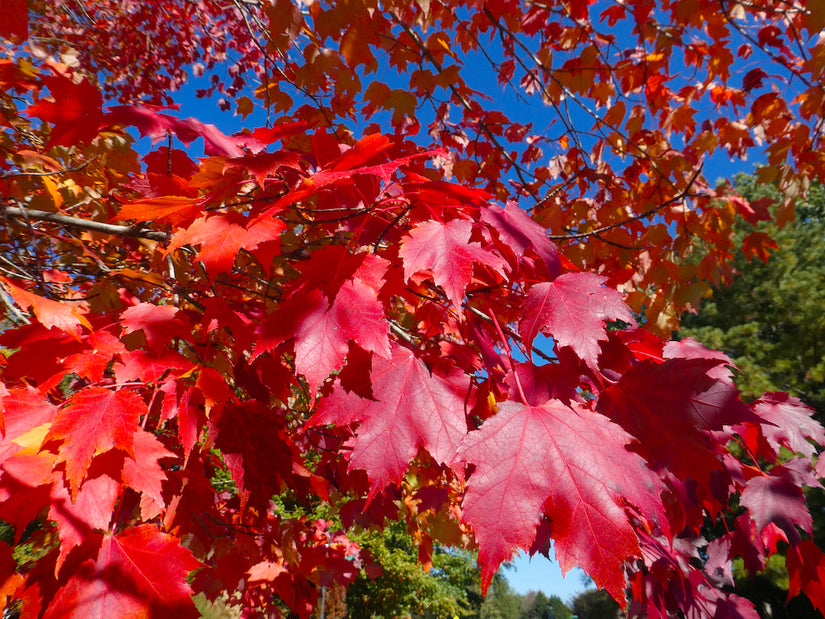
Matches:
[399,219,505,310]
[453,399,665,598]
[168,213,285,276]
[519,272,634,368]
[113,195,204,226]
[663,336,735,382]
[104,105,245,156]
[43,525,202,618]
[293,257,390,397]
[740,466,812,544]
[26,72,103,148]
[120,302,190,350]
[309,344,468,498]
[216,402,327,510]
[47,388,145,494]
[0,0,28,42]
[123,430,175,519]
[751,392,824,458]
[787,540,825,615]
[481,201,561,275]
[596,358,754,482]
[49,471,120,570]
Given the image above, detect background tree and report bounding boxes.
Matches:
[681,174,825,617]
[1,2,825,618]
[682,173,825,413]
[570,589,620,619]
[344,521,478,618]
[520,591,573,619]
[480,578,522,619]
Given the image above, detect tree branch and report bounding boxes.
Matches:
[1,205,167,242]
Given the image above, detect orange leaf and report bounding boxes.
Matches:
[0,277,90,334]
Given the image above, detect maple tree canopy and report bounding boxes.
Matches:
[1,1,825,617]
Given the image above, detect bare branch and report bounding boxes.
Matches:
[1,205,167,242]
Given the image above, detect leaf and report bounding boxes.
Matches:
[519,273,634,368]
[399,219,505,309]
[47,388,145,495]
[43,525,202,618]
[120,302,190,350]
[309,344,468,498]
[454,399,664,598]
[481,201,561,275]
[740,467,811,545]
[216,402,324,510]
[751,392,824,458]
[596,358,755,482]
[663,336,735,382]
[49,471,121,571]
[0,0,27,42]
[1,277,90,334]
[122,430,175,519]
[113,195,204,225]
[293,257,391,397]
[787,541,825,615]
[293,289,349,399]
[167,213,285,276]
[27,72,103,147]
[105,105,245,156]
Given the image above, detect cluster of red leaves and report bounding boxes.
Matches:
[1,1,825,618]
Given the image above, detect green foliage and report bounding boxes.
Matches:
[346,520,477,618]
[520,591,573,619]
[570,589,620,619]
[480,578,522,619]
[681,173,825,413]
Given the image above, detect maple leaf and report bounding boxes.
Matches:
[43,525,202,618]
[49,471,121,571]
[0,387,58,461]
[453,399,665,598]
[216,402,325,510]
[663,336,735,382]
[293,257,391,397]
[167,213,285,276]
[309,344,468,498]
[740,466,812,544]
[596,358,755,482]
[27,72,103,148]
[481,201,561,275]
[293,289,350,399]
[1,277,90,334]
[104,105,245,156]
[0,0,27,42]
[519,273,634,368]
[122,430,175,520]
[47,387,145,495]
[120,302,190,349]
[751,392,824,458]
[113,195,204,226]
[399,219,505,310]
[787,540,825,615]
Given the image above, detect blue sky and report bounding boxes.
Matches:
[508,550,591,601]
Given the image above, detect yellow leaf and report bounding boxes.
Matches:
[42,175,63,208]
[12,423,52,455]
[235,96,254,119]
